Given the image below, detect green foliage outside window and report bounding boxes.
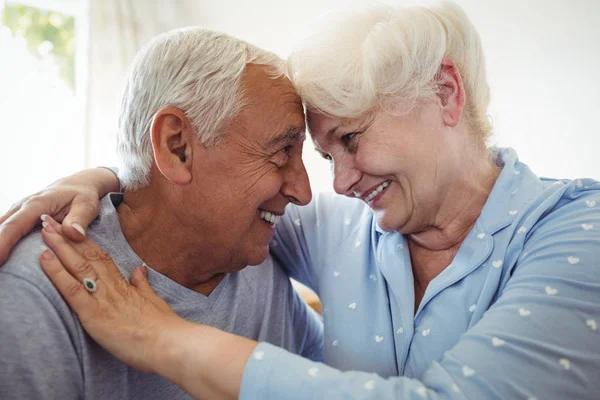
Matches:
[2,3,76,90]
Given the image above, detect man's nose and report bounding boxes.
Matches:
[281,156,312,206]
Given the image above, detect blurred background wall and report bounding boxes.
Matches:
[1,0,599,211]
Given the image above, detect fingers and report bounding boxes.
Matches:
[130,266,149,289]
[41,216,119,284]
[130,266,176,314]
[130,265,160,296]
[39,249,96,314]
[61,194,101,242]
[0,205,44,265]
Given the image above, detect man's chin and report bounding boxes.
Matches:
[244,244,271,267]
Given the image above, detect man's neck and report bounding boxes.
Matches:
[116,190,227,296]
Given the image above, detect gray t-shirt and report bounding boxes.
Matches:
[0,194,323,399]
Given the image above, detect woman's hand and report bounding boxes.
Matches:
[39,215,256,399]
[39,215,184,375]
[0,168,119,264]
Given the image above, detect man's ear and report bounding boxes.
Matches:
[151,107,194,185]
[436,57,466,128]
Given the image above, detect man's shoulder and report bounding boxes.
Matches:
[1,228,66,307]
[3,228,50,283]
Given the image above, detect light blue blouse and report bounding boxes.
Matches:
[240,148,600,399]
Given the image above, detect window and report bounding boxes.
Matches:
[0,0,87,212]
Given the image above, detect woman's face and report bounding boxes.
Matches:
[308,102,459,233]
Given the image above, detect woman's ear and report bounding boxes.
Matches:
[151,107,194,185]
[436,57,466,128]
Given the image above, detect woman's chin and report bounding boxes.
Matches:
[374,211,404,233]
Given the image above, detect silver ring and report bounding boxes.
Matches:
[83,278,98,293]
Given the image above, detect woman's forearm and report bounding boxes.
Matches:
[92,167,121,195]
[155,321,257,399]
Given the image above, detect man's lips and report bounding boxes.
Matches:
[258,209,284,224]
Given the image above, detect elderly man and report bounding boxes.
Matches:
[0,27,322,399]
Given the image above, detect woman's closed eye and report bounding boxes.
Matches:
[341,132,361,154]
[341,132,359,145]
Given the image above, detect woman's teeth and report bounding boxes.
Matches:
[365,181,390,202]
[259,210,281,224]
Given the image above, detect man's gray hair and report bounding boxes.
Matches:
[117,27,284,190]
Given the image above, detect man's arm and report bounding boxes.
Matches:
[0,271,84,398]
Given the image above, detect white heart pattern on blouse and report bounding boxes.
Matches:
[519,308,532,316]
[559,358,571,370]
[545,286,558,295]
[568,256,580,265]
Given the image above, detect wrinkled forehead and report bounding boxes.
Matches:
[306,109,367,139]
[233,65,306,142]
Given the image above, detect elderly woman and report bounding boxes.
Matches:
[1,2,599,399]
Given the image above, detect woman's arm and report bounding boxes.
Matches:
[38,188,600,399]
[38,215,252,400]
[0,167,118,264]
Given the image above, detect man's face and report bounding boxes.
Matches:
[187,64,311,271]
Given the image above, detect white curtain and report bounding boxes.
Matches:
[84,0,203,168]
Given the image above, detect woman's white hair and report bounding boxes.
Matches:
[287,1,491,141]
[118,27,284,190]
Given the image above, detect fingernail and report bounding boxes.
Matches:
[40,249,55,260]
[72,223,86,236]
[41,250,55,260]
[43,221,56,233]
[41,214,49,222]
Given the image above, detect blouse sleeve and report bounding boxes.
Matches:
[271,193,371,293]
[240,192,600,399]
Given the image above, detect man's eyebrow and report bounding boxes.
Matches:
[267,126,306,149]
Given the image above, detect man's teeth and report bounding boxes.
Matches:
[365,181,390,202]
[259,210,281,224]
